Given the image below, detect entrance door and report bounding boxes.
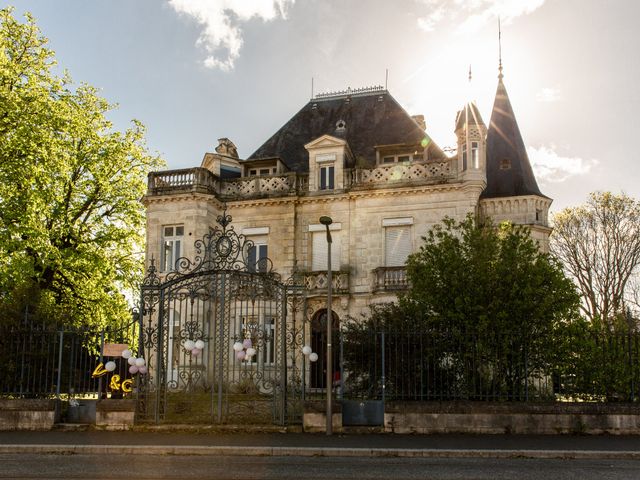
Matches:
[310,309,340,389]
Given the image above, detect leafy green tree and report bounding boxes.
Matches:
[403,216,580,398]
[0,8,163,328]
[342,215,581,400]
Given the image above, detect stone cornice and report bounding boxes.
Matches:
[144,178,474,210]
[479,195,552,207]
[142,192,224,208]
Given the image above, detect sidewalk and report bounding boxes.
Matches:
[1,429,640,459]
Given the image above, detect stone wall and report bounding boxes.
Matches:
[384,402,640,435]
[304,401,640,435]
[0,399,57,431]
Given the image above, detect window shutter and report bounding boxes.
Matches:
[312,232,340,271]
[385,227,411,267]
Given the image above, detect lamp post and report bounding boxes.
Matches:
[319,215,333,435]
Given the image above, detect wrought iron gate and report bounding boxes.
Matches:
[137,212,307,425]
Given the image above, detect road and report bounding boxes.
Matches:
[1,453,639,480]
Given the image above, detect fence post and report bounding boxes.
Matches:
[339,330,344,401]
[381,331,386,405]
[56,330,64,398]
[524,342,529,402]
[98,329,105,400]
[627,309,634,402]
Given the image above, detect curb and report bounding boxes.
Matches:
[1,444,639,459]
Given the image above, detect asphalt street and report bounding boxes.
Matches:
[1,453,639,480]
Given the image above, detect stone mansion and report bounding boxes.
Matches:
[143,74,551,322]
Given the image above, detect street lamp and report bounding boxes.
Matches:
[319,215,333,436]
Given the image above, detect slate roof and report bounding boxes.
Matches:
[455,101,485,131]
[482,79,547,199]
[248,90,446,173]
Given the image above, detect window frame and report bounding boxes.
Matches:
[161,225,184,272]
[319,164,335,190]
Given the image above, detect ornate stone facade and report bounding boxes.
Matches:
[144,82,551,322]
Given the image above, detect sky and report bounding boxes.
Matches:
[7,0,640,213]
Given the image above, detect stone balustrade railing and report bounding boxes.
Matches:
[373,266,409,292]
[147,159,456,199]
[219,173,308,198]
[147,167,218,195]
[303,271,349,294]
[348,159,456,187]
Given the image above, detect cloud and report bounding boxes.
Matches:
[527,145,599,183]
[416,0,546,34]
[536,87,561,102]
[417,7,444,32]
[168,0,295,71]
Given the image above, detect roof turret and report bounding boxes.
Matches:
[481,78,546,199]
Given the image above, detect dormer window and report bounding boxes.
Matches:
[380,154,413,165]
[320,165,335,190]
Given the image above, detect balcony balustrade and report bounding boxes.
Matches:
[303,271,349,295]
[373,266,409,292]
[147,167,218,195]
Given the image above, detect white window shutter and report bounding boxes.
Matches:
[385,227,411,267]
[312,232,340,270]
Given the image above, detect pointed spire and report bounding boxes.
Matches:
[498,18,504,80]
[482,77,546,199]
[468,64,472,83]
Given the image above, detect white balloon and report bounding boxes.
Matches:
[105,361,116,372]
[121,349,132,359]
[246,347,256,357]
[309,352,319,362]
[127,356,136,366]
[233,342,244,352]
[195,340,205,350]
[302,346,312,356]
[135,357,146,367]
[184,340,196,351]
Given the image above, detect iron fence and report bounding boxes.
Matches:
[0,317,139,399]
[340,329,640,403]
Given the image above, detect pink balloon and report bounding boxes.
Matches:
[191,348,201,357]
[138,366,148,374]
[242,339,252,349]
[129,365,139,374]
[236,351,246,361]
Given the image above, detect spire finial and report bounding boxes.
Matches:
[498,17,504,80]
[468,64,472,83]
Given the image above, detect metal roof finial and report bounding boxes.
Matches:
[498,17,504,80]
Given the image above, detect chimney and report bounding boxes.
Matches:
[412,115,426,131]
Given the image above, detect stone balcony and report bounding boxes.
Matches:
[303,271,349,295]
[145,159,457,200]
[219,173,308,199]
[147,167,219,196]
[347,160,456,189]
[373,266,409,292]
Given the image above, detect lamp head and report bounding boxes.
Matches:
[319,216,333,226]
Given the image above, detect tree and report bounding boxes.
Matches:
[551,192,640,327]
[0,8,163,328]
[341,215,580,400]
[405,216,579,338]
